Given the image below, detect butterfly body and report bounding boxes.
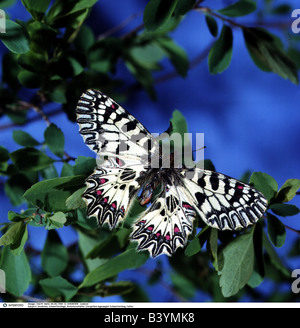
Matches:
[76,89,268,257]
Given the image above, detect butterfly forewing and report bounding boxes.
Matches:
[76,89,159,165]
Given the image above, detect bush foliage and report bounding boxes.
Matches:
[0,0,300,302]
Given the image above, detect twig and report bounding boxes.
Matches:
[98,12,143,40]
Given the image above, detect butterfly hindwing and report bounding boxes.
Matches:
[131,184,196,257]
[82,162,145,229]
[182,168,268,231]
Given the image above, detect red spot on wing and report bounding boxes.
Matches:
[174,227,180,233]
[237,185,244,190]
[165,233,171,241]
[97,190,102,195]
[99,178,107,184]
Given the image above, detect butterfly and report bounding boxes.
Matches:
[76,89,268,257]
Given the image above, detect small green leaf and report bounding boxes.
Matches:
[21,0,50,20]
[23,175,86,212]
[66,187,86,210]
[79,248,149,288]
[275,179,300,203]
[0,221,23,247]
[218,0,256,17]
[269,203,300,217]
[39,276,77,301]
[243,28,298,84]
[41,230,68,276]
[156,37,189,77]
[0,146,9,163]
[0,247,31,297]
[44,123,65,158]
[144,0,178,32]
[10,147,55,171]
[12,130,40,147]
[170,272,196,299]
[208,24,233,74]
[174,0,195,16]
[267,212,286,248]
[18,70,42,88]
[208,228,218,270]
[73,156,96,175]
[263,231,289,277]
[46,211,67,229]
[0,19,30,54]
[184,226,209,256]
[219,229,254,297]
[205,15,218,37]
[250,171,277,202]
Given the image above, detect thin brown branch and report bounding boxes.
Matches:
[284,224,300,235]
[98,11,143,40]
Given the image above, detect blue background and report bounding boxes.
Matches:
[0,0,300,302]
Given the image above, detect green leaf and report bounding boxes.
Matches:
[144,0,178,32]
[218,0,256,17]
[41,230,68,276]
[170,272,196,299]
[156,37,189,77]
[208,24,233,74]
[248,221,265,288]
[4,173,33,206]
[275,179,300,203]
[0,0,17,8]
[0,146,10,162]
[45,211,67,229]
[243,28,298,84]
[0,221,24,247]
[0,247,31,297]
[12,130,40,147]
[79,248,149,288]
[18,70,43,88]
[0,19,30,54]
[184,226,209,256]
[39,276,77,301]
[269,203,300,217]
[219,229,254,297]
[45,0,97,27]
[205,15,218,37]
[10,147,55,171]
[262,231,289,277]
[96,281,137,297]
[66,186,86,210]
[174,0,196,16]
[73,156,96,175]
[44,123,65,158]
[267,212,286,248]
[78,230,108,271]
[86,228,131,259]
[250,171,277,203]
[23,175,86,212]
[125,60,155,99]
[21,0,51,20]
[207,228,218,270]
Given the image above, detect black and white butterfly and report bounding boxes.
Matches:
[76,89,268,257]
